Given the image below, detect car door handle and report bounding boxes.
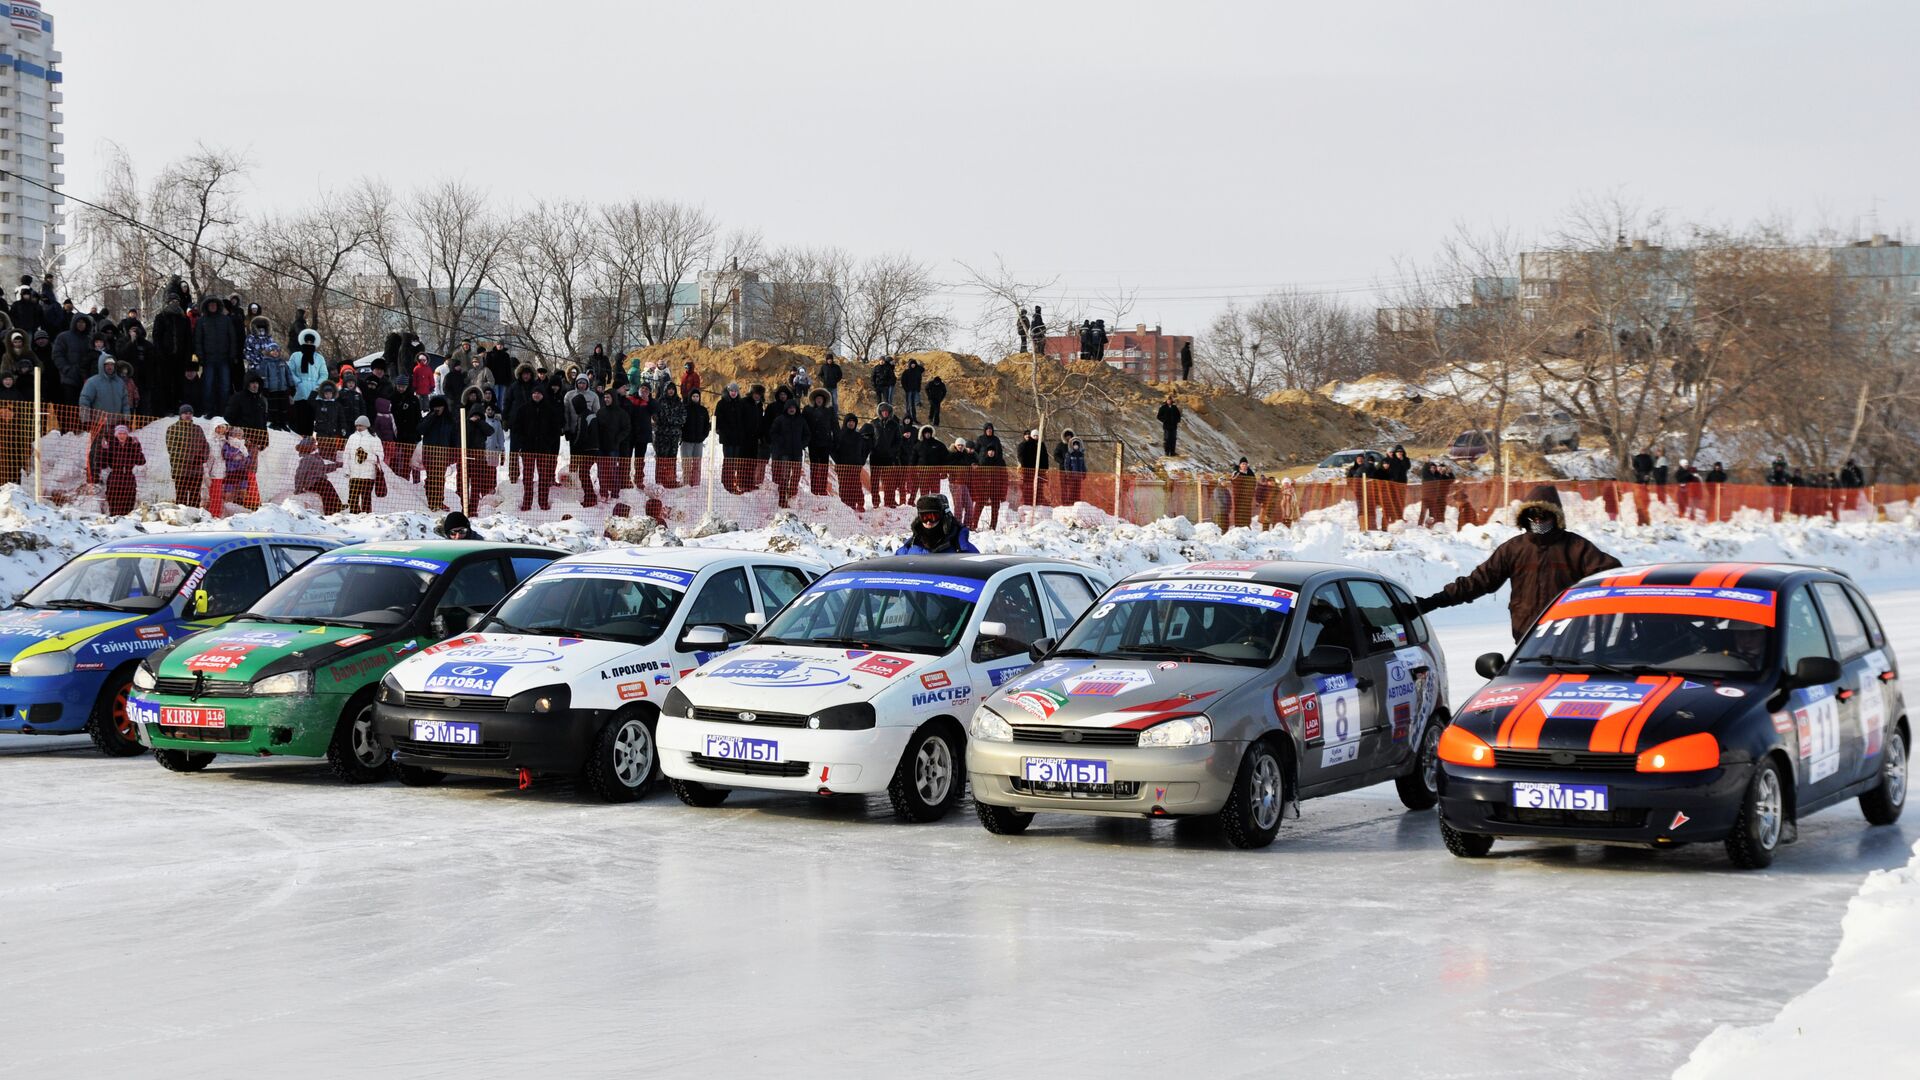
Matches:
[1879,670,1898,682]
[1837,688,1856,701]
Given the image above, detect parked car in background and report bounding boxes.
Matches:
[1447,430,1494,463]
[1303,449,1386,483]
[1501,411,1579,451]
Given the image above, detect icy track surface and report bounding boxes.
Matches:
[4,604,1919,1079]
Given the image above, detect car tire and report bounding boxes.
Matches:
[1396,719,1443,811]
[154,748,214,773]
[583,713,656,803]
[393,762,447,787]
[888,723,964,823]
[1725,758,1786,870]
[85,673,146,758]
[975,800,1034,835]
[1859,729,1907,826]
[325,700,392,785]
[1439,815,1494,857]
[668,778,731,808]
[1219,740,1285,849]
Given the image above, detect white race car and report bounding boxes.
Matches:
[657,555,1113,821]
[372,547,827,801]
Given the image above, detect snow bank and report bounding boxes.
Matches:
[1675,839,1920,1079]
[6,483,1920,604]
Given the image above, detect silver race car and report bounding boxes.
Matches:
[966,560,1450,848]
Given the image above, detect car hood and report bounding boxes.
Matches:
[0,607,157,662]
[983,657,1252,727]
[681,642,943,713]
[1453,672,1762,753]
[389,632,646,697]
[155,622,394,681]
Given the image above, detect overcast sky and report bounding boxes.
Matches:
[52,0,1920,348]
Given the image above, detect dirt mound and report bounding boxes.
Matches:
[622,342,1388,472]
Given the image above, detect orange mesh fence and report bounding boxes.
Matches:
[10,400,1912,534]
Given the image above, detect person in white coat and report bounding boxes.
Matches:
[343,414,384,513]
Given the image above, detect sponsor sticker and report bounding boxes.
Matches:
[1104,579,1297,613]
[205,629,301,647]
[1300,693,1322,740]
[335,633,372,648]
[312,552,451,574]
[1714,686,1744,698]
[617,681,649,700]
[855,654,912,678]
[988,665,1025,687]
[710,658,850,688]
[1462,684,1530,713]
[135,625,169,641]
[912,685,972,709]
[1008,689,1069,720]
[540,564,696,589]
[809,572,984,601]
[430,643,561,665]
[425,634,485,655]
[75,661,105,671]
[423,662,509,694]
[1392,702,1412,741]
[1062,669,1154,696]
[919,670,952,690]
[1545,585,1777,627]
[185,644,256,673]
[653,673,672,685]
[1319,686,1361,766]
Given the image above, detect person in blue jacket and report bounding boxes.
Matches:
[896,493,979,554]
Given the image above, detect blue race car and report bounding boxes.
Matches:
[0,532,343,755]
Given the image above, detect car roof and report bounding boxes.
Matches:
[92,532,341,556]
[1120,560,1386,590]
[549,546,826,572]
[1575,562,1847,591]
[834,554,1099,580]
[330,539,561,560]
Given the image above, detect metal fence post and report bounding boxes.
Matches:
[31,366,41,503]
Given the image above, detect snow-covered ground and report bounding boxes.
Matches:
[1,501,1918,1077]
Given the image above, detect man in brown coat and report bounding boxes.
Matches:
[1417,485,1621,640]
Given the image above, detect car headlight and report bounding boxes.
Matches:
[378,673,404,704]
[969,706,1014,742]
[507,684,570,715]
[806,701,876,730]
[251,671,312,696]
[132,664,157,690]
[662,686,691,718]
[11,651,74,678]
[1137,715,1212,748]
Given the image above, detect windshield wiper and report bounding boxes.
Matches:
[810,636,886,651]
[40,598,110,610]
[1117,643,1226,663]
[1048,647,1103,658]
[1524,654,1659,678]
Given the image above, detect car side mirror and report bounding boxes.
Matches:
[682,624,730,650]
[979,620,1008,639]
[1028,636,1057,662]
[1297,645,1353,677]
[1790,656,1842,688]
[436,607,472,637]
[193,589,209,616]
[744,611,765,628]
[1475,652,1505,679]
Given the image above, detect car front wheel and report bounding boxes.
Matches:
[975,800,1034,835]
[1725,758,1785,869]
[669,778,731,807]
[155,748,214,773]
[1220,740,1285,849]
[888,724,963,822]
[325,701,392,784]
[1439,815,1493,857]
[1860,729,1907,826]
[393,762,447,787]
[583,713,656,803]
[1396,719,1443,811]
[86,674,146,758]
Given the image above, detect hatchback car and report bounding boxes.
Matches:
[967,560,1450,848]
[1436,562,1905,868]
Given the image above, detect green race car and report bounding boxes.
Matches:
[132,540,564,781]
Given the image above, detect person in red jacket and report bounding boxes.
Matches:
[679,361,701,399]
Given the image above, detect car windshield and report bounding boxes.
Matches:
[1318,452,1358,468]
[248,554,441,627]
[1512,585,1777,675]
[20,554,193,611]
[479,573,685,645]
[757,571,982,655]
[1055,578,1296,665]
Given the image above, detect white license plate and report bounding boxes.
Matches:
[159,705,226,728]
[411,719,481,745]
[1512,781,1610,811]
[705,734,780,762]
[1023,757,1109,784]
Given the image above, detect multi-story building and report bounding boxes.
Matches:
[1041,323,1191,382]
[0,1,62,283]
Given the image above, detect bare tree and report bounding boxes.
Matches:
[360,179,514,353]
[595,199,721,347]
[955,255,1058,357]
[147,144,250,302]
[1197,290,1374,395]
[241,190,372,348]
[838,252,948,360]
[490,199,597,367]
[757,245,847,347]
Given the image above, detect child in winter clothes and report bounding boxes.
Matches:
[293,438,344,514]
[219,422,257,513]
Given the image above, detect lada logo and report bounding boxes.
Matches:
[446,696,464,708]
[450,665,489,677]
[738,711,758,722]
[1062,729,1083,743]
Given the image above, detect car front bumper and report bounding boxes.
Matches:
[1437,762,1754,844]
[0,672,106,735]
[134,692,338,758]
[372,702,612,777]
[967,739,1245,819]
[656,714,914,794]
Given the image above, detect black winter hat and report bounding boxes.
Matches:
[914,494,949,515]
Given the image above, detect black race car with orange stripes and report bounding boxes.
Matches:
[1436,562,1908,868]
